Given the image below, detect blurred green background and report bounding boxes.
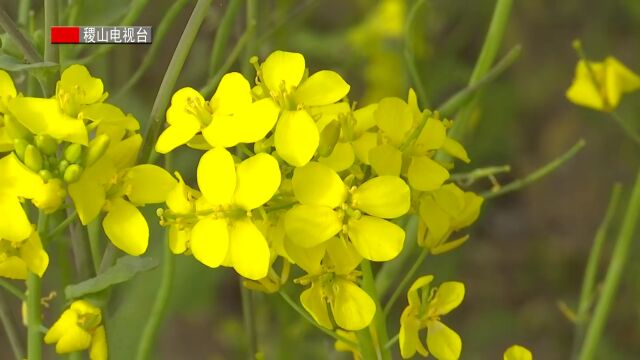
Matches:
[2,0,640,359]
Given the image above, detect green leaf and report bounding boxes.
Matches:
[65,256,159,299]
[0,54,57,72]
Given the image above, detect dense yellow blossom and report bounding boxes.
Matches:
[45,300,107,360]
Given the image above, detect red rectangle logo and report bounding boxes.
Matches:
[51,26,80,43]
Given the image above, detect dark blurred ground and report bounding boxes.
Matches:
[2,0,640,359]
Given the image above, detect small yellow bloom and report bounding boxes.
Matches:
[45,300,107,360]
[399,275,465,359]
[0,228,48,280]
[503,344,533,360]
[566,56,640,111]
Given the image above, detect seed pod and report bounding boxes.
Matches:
[24,144,43,172]
[35,135,58,156]
[63,164,83,184]
[317,119,341,157]
[86,134,110,166]
[64,143,83,163]
[13,138,28,160]
[38,169,53,181]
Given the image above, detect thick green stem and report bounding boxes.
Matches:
[446,0,513,142]
[356,323,377,360]
[360,260,391,360]
[384,249,428,315]
[571,184,621,359]
[208,0,242,77]
[482,139,586,200]
[138,0,214,164]
[579,172,640,360]
[27,211,48,360]
[240,284,258,359]
[0,293,24,360]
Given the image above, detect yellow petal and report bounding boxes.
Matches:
[294,70,350,106]
[210,72,252,114]
[352,132,378,164]
[124,164,177,205]
[168,226,189,254]
[426,320,461,360]
[408,155,449,191]
[103,198,148,255]
[234,98,280,143]
[375,97,412,145]
[430,281,465,316]
[227,219,270,280]
[45,310,77,344]
[262,51,305,94]
[90,326,108,360]
[319,142,355,172]
[331,278,375,330]
[56,326,92,354]
[166,87,207,125]
[0,192,32,242]
[292,161,346,207]
[68,160,111,225]
[353,176,410,218]
[400,311,428,359]
[284,237,326,275]
[285,205,342,248]
[416,117,447,151]
[20,231,49,277]
[165,173,194,214]
[81,103,139,130]
[0,256,28,279]
[59,64,104,104]
[197,147,236,205]
[419,195,450,248]
[604,56,640,109]
[233,153,281,210]
[566,60,606,111]
[441,138,470,163]
[0,70,17,113]
[301,283,333,329]
[369,144,402,176]
[503,345,533,360]
[191,218,229,268]
[353,103,378,135]
[274,110,319,167]
[347,216,404,261]
[407,275,434,308]
[325,237,362,275]
[155,121,200,154]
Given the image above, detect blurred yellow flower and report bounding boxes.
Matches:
[45,300,107,360]
[566,56,640,112]
[0,228,48,280]
[503,344,533,360]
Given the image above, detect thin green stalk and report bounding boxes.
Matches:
[437,45,521,117]
[278,290,357,347]
[18,0,31,26]
[404,0,428,108]
[138,0,214,164]
[482,139,586,200]
[98,242,118,274]
[360,260,391,360]
[241,283,258,359]
[135,227,175,359]
[0,293,24,360]
[0,7,42,63]
[76,0,150,64]
[356,322,377,360]
[446,0,514,142]
[207,0,242,77]
[384,249,428,316]
[87,219,102,275]
[611,112,640,146]
[43,0,59,97]
[68,213,93,278]
[570,184,622,359]
[579,171,640,360]
[0,279,26,301]
[27,211,48,360]
[375,216,417,298]
[47,210,77,239]
[450,165,511,185]
[200,28,251,97]
[115,0,192,98]
[384,333,399,350]
[241,0,258,77]
[256,0,320,44]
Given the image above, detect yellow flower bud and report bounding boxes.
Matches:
[85,134,110,166]
[35,134,58,156]
[39,169,53,181]
[318,119,341,157]
[13,138,28,160]
[64,143,83,163]
[32,179,66,213]
[24,144,43,172]
[63,164,83,184]
[58,159,69,174]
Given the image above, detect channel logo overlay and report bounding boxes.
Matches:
[50,26,152,44]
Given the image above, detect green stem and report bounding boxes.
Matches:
[114,0,192,98]
[241,0,258,77]
[437,45,521,118]
[47,210,77,239]
[278,290,357,347]
[27,211,48,360]
[404,0,428,108]
[482,139,586,200]
[134,230,175,360]
[0,6,42,63]
[240,283,258,359]
[571,184,621,359]
[384,249,428,315]
[384,333,399,350]
[360,260,391,360]
[578,171,640,360]
[87,219,102,275]
[450,165,511,185]
[18,0,31,26]
[0,293,24,360]
[446,0,513,142]
[0,279,26,301]
[200,28,251,97]
[138,0,214,164]
[356,322,377,360]
[611,112,640,146]
[207,0,242,77]
[98,242,119,274]
[43,0,59,97]
[375,216,417,298]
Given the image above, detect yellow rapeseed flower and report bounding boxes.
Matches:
[45,300,107,360]
[503,345,533,360]
[0,227,48,280]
